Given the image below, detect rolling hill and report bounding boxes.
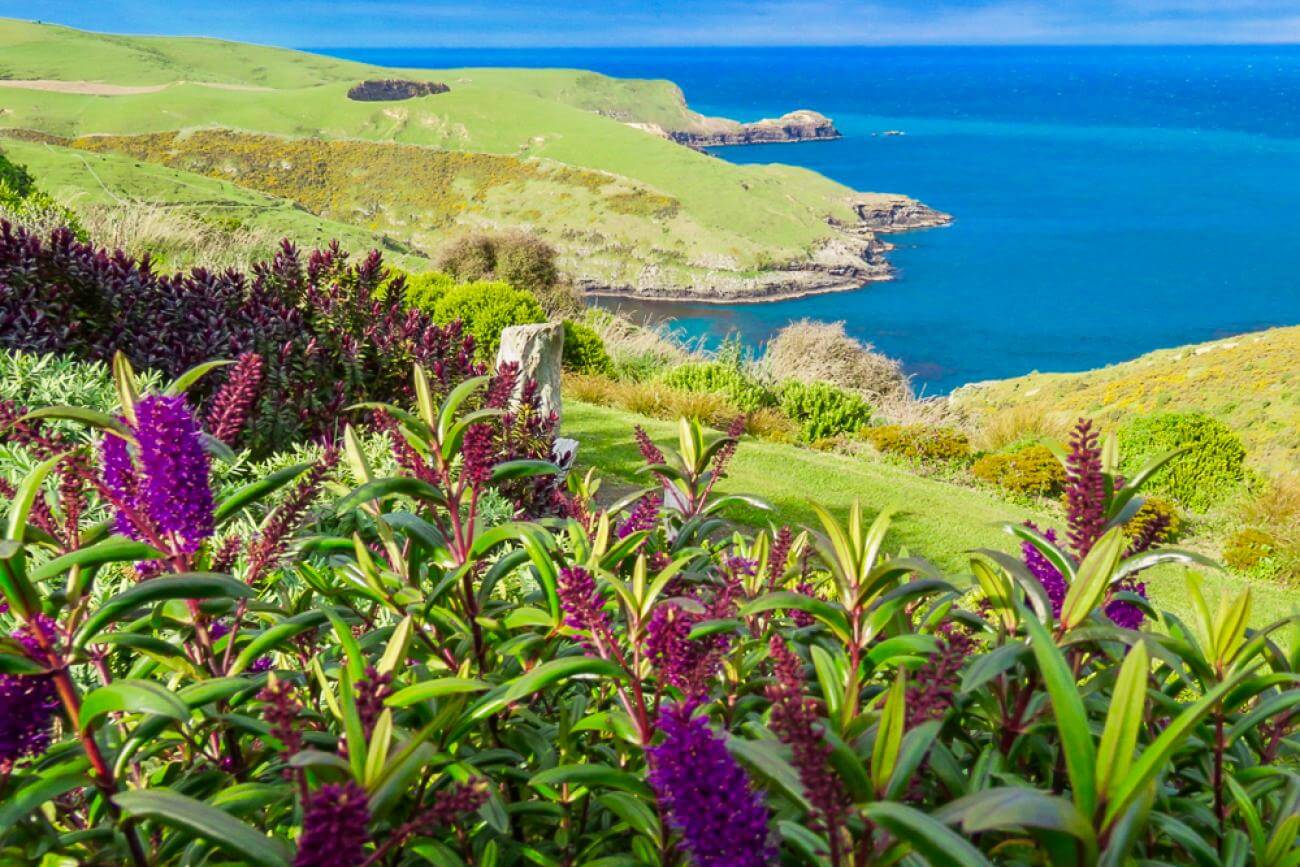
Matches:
[0,18,947,298]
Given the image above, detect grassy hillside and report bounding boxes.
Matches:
[565,401,1299,631]
[0,136,431,269]
[0,19,929,296]
[953,326,1300,474]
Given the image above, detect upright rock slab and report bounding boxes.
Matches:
[496,322,564,424]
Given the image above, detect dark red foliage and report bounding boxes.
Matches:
[0,224,481,454]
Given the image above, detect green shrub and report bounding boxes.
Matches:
[972,444,1066,497]
[431,280,546,362]
[401,270,456,314]
[438,231,560,297]
[863,423,970,463]
[1118,412,1246,512]
[0,179,85,240]
[778,380,873,443]
[0,148,34,198]
[660,361,775,413]
[562,320,614,376]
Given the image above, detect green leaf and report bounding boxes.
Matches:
[1060,526,1126,630]
[79,680,189,730]
[490,459,559,483]
[501,657,624,705]
[0,772,91,833]
[740,591,851,642]
[22,406,134,440]
[1096,641,1149,802]
[6,453,62,545]
[933,787,1097,856]
[387,678,491,706]
[214,462,313,524]
[726,734,813,813]
[75,573,254,648]
[961,641,1029,694]
[230,611,331,675]
[529,764,653,798]
[862,801,994,867]
[165,359,233,396]
[0,538,39,620]
[1024,612,1097,817]
[28,536,164,584]
[114,788,291,867]
[335,476,446,513]
[871,669,908,796]
[1102,669,1245,829]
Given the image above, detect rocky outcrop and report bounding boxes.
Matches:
[847,195,953,232]
[347,79,449,102]
[665,110,841,148]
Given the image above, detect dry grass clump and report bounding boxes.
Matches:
[581,309,694,380]
[1239,472,1300,532]
[564,372,793,440]
[76,202,279,271]
[971,404,1072,453]
[763,320,910,403]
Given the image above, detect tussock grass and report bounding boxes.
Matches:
[971,404,1072,453]
[77,201,280,270]
[763,319,909,402]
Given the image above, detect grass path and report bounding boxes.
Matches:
[565,401,1300,632]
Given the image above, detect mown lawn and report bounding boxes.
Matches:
[565,401,1300,633]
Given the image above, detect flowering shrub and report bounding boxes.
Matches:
[862,423,971,463]
[1,362,1298,865]
[778,379,874,443]
[972,442,1066,496]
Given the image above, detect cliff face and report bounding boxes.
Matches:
[667,110,841,148]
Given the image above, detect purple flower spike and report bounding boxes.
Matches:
[294,782,370,867]
[648,702,776,867]
[99,431,143,539]
[134,395,215,554]
[0,618,60,772]
[1021,522,1067,617]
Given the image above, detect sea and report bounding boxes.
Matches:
[321,46,1300,393]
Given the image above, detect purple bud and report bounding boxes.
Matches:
[294,782,370,867]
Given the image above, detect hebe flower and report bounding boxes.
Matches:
[905,622,977,727]
[0,618,60,772]
[648,702,775,867]
[460,422,496,486]
[1021,522,1067,617]
[634,425,666,466]
[354,666,394,736]
[205,352,264,446]
[418,781,490,830]
[767,526,794,590]
[766,638,848,833]
[557,566,611,649]
[100,395,215,558]
[1104,579,1148,630]
[616,493,661,539]
[1065,419,1107,558]
[294,782,370,867]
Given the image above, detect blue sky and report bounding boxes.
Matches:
[6,1,1300,47]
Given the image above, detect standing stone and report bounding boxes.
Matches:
[495,322,564,425]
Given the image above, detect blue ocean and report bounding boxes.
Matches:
[324,46,1300,392]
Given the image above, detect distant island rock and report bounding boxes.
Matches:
[667,110,841,148]
[347,79,450,102]
[624,110,841,150]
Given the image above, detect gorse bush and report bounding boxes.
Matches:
[3,371,1297,865]
[778,379,873,442]
[660,360,776,413]
[1118,412,1247,512]
[863,423,971,463]
[431,280,546,362]
[972,443,1066,497]
[0,224,481,454]
[437,230,560,297]
[561,319,614,375]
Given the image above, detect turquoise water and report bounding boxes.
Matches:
[324,47,1300,392]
